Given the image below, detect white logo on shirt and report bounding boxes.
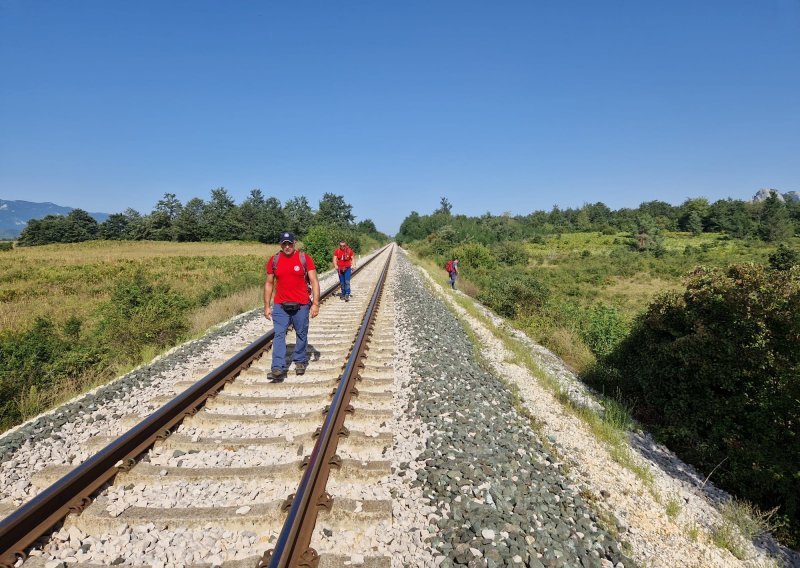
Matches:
[294,265,300,272]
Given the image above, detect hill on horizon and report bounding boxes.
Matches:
[0,199,109,239]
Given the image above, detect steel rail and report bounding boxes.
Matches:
[0,244,391,567]
[264,245,393,568]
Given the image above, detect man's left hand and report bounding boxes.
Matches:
[310,303,320,318]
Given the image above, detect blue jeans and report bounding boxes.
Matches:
[449,271,457,289]
[271,303,310,371]
[339,267,352,296]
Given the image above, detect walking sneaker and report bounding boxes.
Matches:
[344,295,350,302]
[295,362,307,375]
[268,367,287,382]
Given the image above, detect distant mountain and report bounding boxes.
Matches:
[752,188,799,203]
[0,199,110,239]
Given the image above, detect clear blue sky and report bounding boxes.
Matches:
[1,1,798,234]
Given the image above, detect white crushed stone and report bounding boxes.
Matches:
[383,258,443,567]
[104,479,295,512]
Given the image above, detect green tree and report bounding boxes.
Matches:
[253,197,287,244]
[758,192,794,242]
[204,188,243,241]
[302,225,337,271]
[62,209,99,242]
[150,193,183,240]
[173,198,206,242]
[122,209,154,240]
[434,197,452,216]
[283,196,314,237]
[98,213,131,240]
[397,211,427,244]
[237,189,265,240]
[678,198,710,232]
[686,211,703,235]
[630,214,664,253]
[315,193,354,227]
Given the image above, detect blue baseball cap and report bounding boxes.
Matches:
[279,232,296,243]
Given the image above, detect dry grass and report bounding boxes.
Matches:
[538,326,596,374]
[189,285,264,336]
[0,240,272,333]
[603,274,680,313]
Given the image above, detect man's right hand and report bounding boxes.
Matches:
[264,305,272,320]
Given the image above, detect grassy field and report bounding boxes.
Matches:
[0,240,276,335]
[0,240,293,430]
[0,239,387,430]
[421,231,793,372]
[527,231,775,306]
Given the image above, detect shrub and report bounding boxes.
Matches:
[0,317,101,428]
[451,243,495,270]
[94,271,190,361]
[0,242,12,252]
[477,269,549,318]
[581,304,627,357]
[496,241,530,266]
[304,225,363,271]
[586,263,800,547]
[768,243,799,271]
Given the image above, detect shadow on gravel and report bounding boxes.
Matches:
[285,344,322,362]
[628,431,800,566]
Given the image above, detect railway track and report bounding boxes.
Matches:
[1,245,398,568]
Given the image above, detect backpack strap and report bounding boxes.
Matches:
[271,252,280,273]
[299,252,307,276]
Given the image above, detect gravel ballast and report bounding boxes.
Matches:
[409,250,800,568]
[393,252,632,568]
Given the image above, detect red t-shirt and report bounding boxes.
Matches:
[334,246,353,269]
[266,251,316,305]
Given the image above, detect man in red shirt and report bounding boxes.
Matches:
[264,232,320,381]
[333,240,355,302]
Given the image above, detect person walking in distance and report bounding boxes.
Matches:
[264,232,320,382]
[446,257,459,289]
[333,240,355,302]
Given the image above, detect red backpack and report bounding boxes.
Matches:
[445,260,454,273]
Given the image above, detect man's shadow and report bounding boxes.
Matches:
[285,343,321,362]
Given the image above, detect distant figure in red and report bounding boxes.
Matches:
[445,258,459,289]
[333,240,355,302]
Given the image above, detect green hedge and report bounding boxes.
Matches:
[586,263,800,546]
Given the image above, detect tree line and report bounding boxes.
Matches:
[397,193,799,247]
[17,189,385,249]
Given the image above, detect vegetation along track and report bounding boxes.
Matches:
[1,244,398,567]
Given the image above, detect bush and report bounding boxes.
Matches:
[94,272,189,361]
[477,269,549,318]
[451,243,495,270]
[0,317,101,428]
[768,243,799,271]
[301,225,361,272]
[0,242,12,252]
[586,263,800,546]
[496,241,530,266]
[581,304,627,357]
